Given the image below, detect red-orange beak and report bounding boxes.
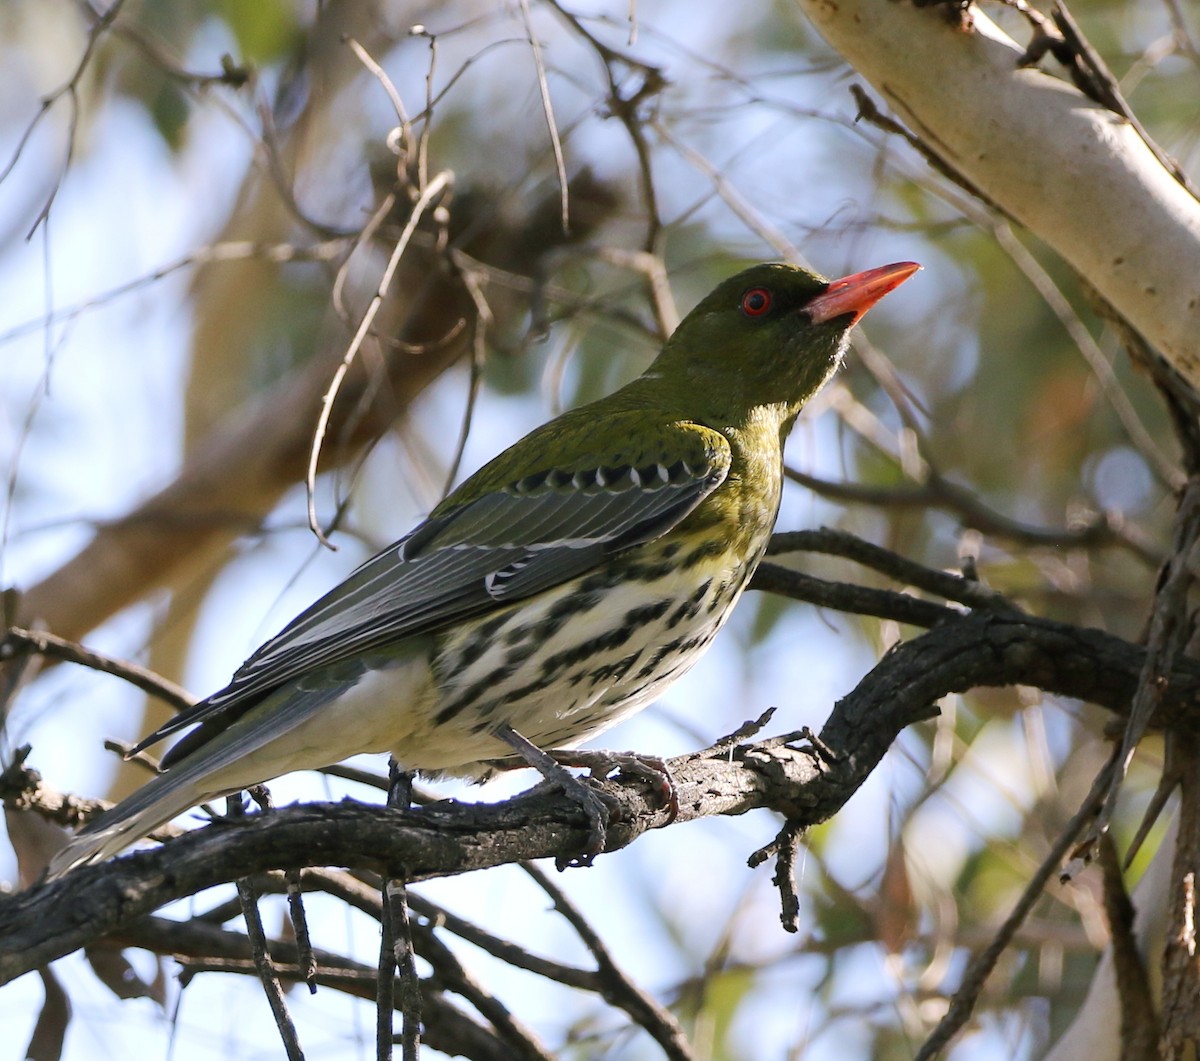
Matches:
[806,261,921,325]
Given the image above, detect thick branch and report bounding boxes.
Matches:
[4,609,1200,982]
[793,0,1200,391]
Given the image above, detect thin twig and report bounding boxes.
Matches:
[785,467,1161,567]
[0,626,196,712]
[0,0,126,235]
[404,893,595,989]
[330,190,397,327]
[1096,832,1160,1055]
[992,222,1181,490]
[596,246,679,337]
[1161,0,1200,66]
[652,118,802,263]
[0,240,345,351]
[285,871,317,993]
[346,36,414,158]
[544,0,667,253]
[415,27,437,190]
[747,820,804,932]
[440,264,493,498]
[914,748,1119,1060]
[767,528,1014,612]
[703,709,778,756]
[522,863,697,1061]
[306,169,454,547]
[518,0,570,234]
[1091,478,1200,848]
[229,794,305,1061]
[416,928,556,1060]
[379,761,421,1061]
[1050,1,1198,197]
[749,562,958,628]
[228,866,636,1009]
[377,875,396,1061]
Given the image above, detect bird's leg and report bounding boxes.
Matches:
[381,758,422,1058]
[493,723,613,866]
[551,749,679,824]
[387,760,415,810]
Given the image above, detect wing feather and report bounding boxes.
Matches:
[134,424,731,757]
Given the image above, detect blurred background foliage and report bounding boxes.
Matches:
[0,0,1197,1058]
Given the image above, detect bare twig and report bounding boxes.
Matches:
[403,892,593,989]
[785,467,1161,567]
[767,527,1014,612]
[518,0,570,234]
[440,263,493,497]
[285,871,317,994]
[914,748,1119,1060]
[991,221,1181,490]
[652,119,803,263]
[747,820,804,932]
[596,246,679,337]
[1091,478,1200,849]
[1049,1,1199,197]
[379,762,420,1061]
[346,36,414,156]
[0,0,126,236]
[1095,833,1160,1057]
[229,793,305,1061]
[749,561,959,628]
[544,0,668,254]
[306,169,454,547]
[0,240,345,352]
[0,626,196,712]
[522,863,697,1061]
[416,927,556,1061]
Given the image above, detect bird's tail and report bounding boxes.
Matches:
[46,767,216,879]
[46,677,358,878]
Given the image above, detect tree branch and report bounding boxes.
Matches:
[794,0,1200,393]
[5,608,1200,982]
[11,172,619,644]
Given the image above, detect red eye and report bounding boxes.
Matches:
[740,287,771,317]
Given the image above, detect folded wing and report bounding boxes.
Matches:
[136,423,732,762]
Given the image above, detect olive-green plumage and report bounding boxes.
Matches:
[49,260,917,875]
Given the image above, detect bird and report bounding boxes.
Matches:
[48,259,919,877]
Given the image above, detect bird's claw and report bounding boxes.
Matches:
[553,749,680,824]
[493,725,678,869]
[552,777,616,870]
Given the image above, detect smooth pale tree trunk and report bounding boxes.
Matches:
[791,2,1200,1057]
[794,0,1200,391]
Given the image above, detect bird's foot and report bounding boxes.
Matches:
[494,724,615,868]
[551,749,679,824]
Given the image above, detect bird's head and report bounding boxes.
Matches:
[648,261,919,427]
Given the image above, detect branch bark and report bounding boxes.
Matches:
[5,607,1200,983]
[793,0,1200,391]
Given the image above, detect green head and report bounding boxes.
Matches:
[646,261,919,427]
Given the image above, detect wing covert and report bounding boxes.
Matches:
[134,424,731,755]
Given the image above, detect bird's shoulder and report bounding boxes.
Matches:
[434,402,734,517]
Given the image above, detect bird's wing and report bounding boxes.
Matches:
[134,422,731,756]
